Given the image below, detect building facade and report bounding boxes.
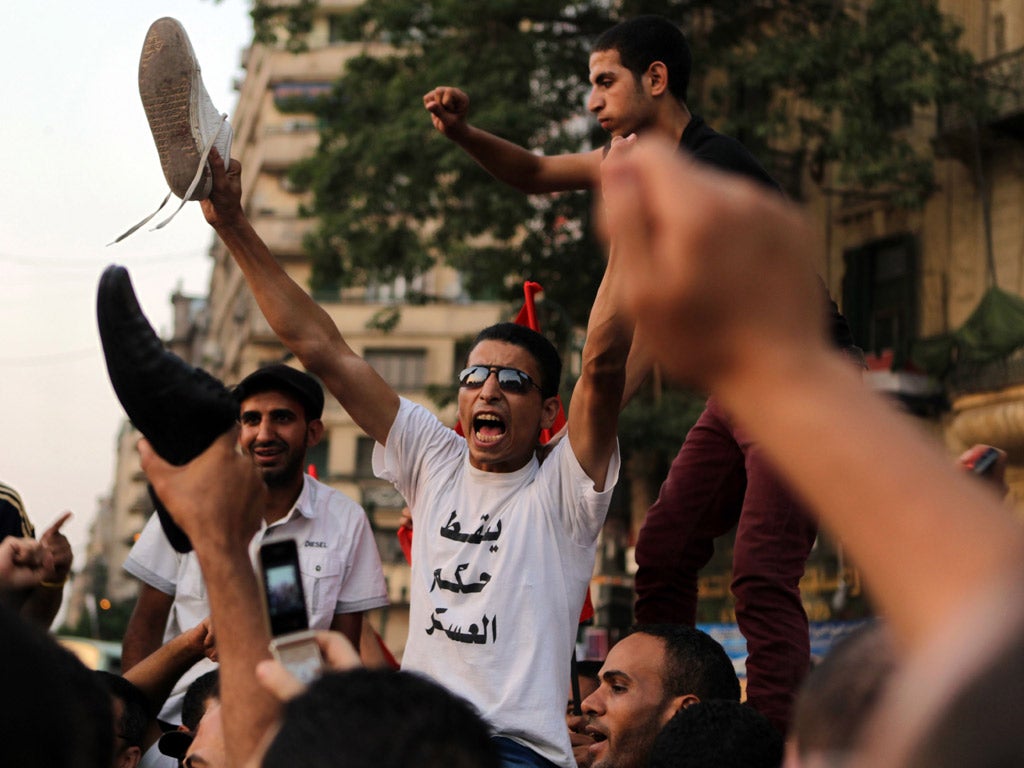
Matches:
[809,0,1024,505]
[78,0,1024,660]
[76,2,507,655]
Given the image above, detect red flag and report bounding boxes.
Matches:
[397,523,413,564]
[371,626,401,670]
[517,281,567,444]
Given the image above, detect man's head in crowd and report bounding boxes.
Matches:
[183,700,228,768]
[588,15,692,137]
[649,700,783,768]
[233,364,325,487]
[261,669,499,768]
[182,669,222,731]
[96,671,148,768]
[786,621,896,767]
[0,604,113,768]
[459,323,562,473]
[581,624,740,768]
[158,669,221,765]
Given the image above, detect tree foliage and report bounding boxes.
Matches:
[279,1,617,326]
[244,0,982,319]
[236,0,982,489]
[701,0,982,208]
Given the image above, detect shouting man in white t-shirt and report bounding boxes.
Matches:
[195,141,632,768]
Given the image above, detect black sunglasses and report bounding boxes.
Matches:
[458,365,542,395]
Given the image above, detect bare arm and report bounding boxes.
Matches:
[564,138,636,491]
[329,611,362,652]
[140,428,276,768]
[619,332,656,408]
[124,619,211,749]
[600,140,1024,653]
[201,150,399,446]
[121,583,174,672]
[423,86,601,194]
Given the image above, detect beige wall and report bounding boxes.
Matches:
[201,1,506,658]
[809,0,1024,508]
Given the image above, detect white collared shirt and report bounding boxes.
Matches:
[125,474,388,722]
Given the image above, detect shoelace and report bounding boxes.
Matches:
[109,113,228,245]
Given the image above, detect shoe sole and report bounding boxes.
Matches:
[138,17,213,200]
[97,264,240,552]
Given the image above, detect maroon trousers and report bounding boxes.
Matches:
[634,397,817,733]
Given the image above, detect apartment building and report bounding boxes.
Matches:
[199,0,504,657]
[799,0,1024,504]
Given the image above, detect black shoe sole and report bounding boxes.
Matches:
[96,264,238,552]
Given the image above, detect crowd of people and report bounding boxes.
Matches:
[3,12,1024,768]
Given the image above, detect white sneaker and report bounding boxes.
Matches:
[112,17,233,244]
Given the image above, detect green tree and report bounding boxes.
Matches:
[237,0,984,495]
[246,0,982,309]
[700,0,983,208]
[282,2,614,327]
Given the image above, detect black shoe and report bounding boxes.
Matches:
[97,264,238,552]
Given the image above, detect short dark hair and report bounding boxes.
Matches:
[576,659,604,681]
[96,671,149,749]
[593,15,692,104]
[182,669,220,732]
[649,700,783,768]
[470,322,562,399]
[262,669,499,768]
[233,363,325,422]
[631,624,740,702]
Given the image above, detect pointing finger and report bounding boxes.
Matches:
[41,511,73,539]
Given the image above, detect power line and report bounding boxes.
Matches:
[0,248,210,270]
[0,347,99,367]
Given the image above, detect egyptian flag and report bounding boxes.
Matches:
[397,281,592,622]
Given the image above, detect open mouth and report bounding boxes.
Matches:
[473,413,506,444]
[586,728,609,761]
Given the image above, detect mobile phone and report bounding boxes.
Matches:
[971,447,1000,477]
[258,538,323,684]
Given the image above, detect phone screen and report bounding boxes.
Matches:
[259,539,310,636]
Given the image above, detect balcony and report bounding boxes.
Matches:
[255,123,320,172]
[268,46,357,82]
[947,361,1024,453]
[248,216,313,257]
[947,346,1024,399]
[935,46,1024,158]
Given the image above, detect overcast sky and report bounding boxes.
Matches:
[0,0,253,559]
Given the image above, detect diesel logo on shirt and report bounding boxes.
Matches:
[304,540,327,548]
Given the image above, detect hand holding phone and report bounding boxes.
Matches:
[259,538,324,684]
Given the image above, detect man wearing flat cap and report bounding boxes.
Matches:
[121,363,388,725]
